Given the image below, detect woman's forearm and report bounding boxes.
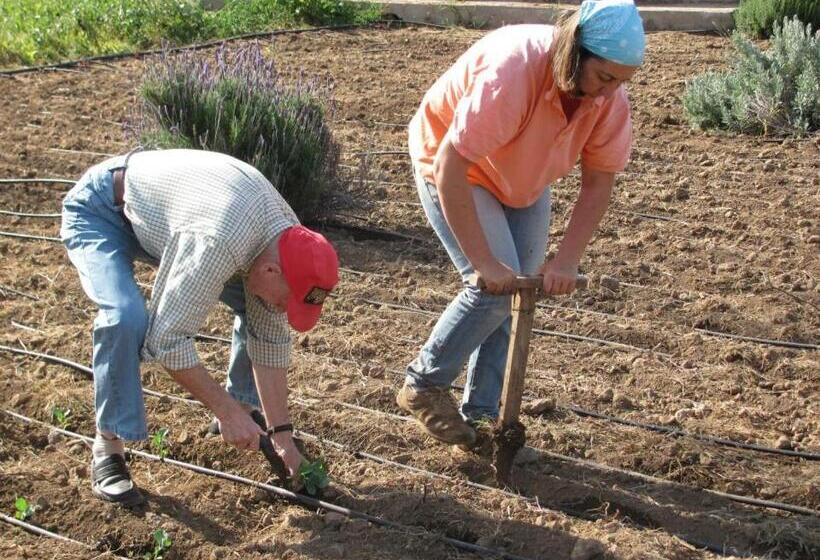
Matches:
[555,168,615,265]
[434,139,495,269]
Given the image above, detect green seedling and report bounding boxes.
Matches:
[50,405,72,429]
[143,528,172,560]
[14,497,36,521]
[298,459,329,496]
[150,428,170,459]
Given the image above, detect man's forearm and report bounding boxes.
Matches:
[168,364,240,419]
[252,364,291,429]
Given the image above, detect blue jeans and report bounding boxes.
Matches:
[406,169,550,421]
[60,159,260,441]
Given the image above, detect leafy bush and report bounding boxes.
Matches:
[278,0,383,26]
[0,0,381,68]
[735,0,819,39]
[683,17,820,135]
[134,43,341,220]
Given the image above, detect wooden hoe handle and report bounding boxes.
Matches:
[468,273,589,293]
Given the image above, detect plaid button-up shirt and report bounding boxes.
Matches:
[121,149,298,370]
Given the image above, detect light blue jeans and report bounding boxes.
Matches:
[406,169,550,421]
[60,159,260,441]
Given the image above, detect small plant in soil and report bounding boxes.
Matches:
[298,459,330,496]
[13,497,36,521]
[50,405,72,429]
[143,528,172,560]
[150,428,170,459]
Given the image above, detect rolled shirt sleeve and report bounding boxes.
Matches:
[142,232,237,370]
[581,87,633,173]
[244,282,291,368]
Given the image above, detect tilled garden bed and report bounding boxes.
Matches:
[0,24,818,560]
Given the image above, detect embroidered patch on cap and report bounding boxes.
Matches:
[303,286,330,305]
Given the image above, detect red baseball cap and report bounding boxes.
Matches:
[278,225,339,332]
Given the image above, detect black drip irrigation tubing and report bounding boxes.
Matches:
[198,337,820,462]
[2,219,815,352]
[358,297,671,356]
[1,344,818,519]
[0,355,800,560]
[693,328,819,351]
[3,409,535,560]
[562,405,820,461]
[0,230,60,242]
[6,319,820,465]
[0,210,61,218]
[0,513,131,559]
[0,236,815,456]
[0,19,448,77]
[0,178,75,185]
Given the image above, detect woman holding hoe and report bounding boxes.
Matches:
[397,0,646,446]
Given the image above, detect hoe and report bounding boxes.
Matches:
[471,273,588,485]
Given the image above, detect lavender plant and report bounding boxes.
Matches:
[133,43,340,220]
[683,17,819,135]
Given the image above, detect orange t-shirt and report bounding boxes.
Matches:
[408,25,633,208]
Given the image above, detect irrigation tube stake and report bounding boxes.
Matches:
[2,409,535,560]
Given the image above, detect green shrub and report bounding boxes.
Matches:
[134,43,341,220]
[278,0,383,26]
[0,0,381,68]
[735,0,819,39]
[683,17,820,135]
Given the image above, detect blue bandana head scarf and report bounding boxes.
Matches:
[578,0,646,67]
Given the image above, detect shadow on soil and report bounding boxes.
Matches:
[330,484,608,560]
[460,445,820,559]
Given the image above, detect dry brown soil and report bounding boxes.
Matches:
[0,24,818,560]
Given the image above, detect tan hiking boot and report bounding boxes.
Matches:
[397,384,476,446]
[453,420,495,457]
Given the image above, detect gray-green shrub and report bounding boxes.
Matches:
[735,0,819,39]
[683,17,819,135]
[133,43,340,220]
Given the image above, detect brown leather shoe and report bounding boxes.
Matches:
[397,384,476,446]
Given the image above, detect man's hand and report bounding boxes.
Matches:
[273,433,306,482]
[541,259,580,295]
[218,407,266,451]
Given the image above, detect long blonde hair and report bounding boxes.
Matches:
[551,9,584,93]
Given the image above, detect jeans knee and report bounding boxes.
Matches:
[463,286,511,320]
[98,301,148,340]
